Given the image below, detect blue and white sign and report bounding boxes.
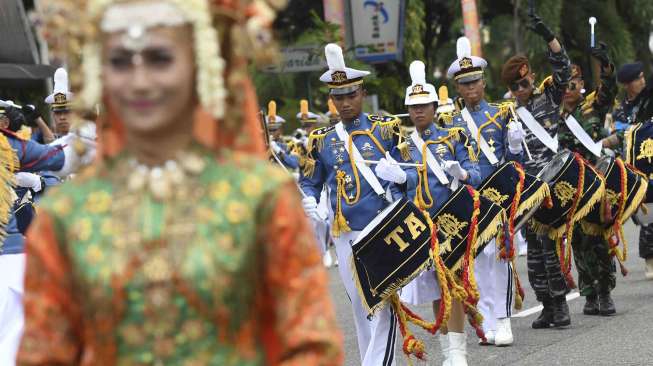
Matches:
[350,0,405,63]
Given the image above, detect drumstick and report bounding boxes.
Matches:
[589,17,597,48]
[270,149,309,198]
[358,159,422,167]
[508,104,533,161]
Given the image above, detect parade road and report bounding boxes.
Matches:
[328,220,653,365]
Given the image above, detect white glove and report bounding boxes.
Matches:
[15,172,42,192]
[302,196,322,221]
[270,140,282,155]
[443,160,468,181]
[507,121,526,154]
[52,131,97,178]
[374,152,406,184]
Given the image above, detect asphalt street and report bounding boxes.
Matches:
[326,220,653,365]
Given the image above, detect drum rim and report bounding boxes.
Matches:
[537,149,573,183]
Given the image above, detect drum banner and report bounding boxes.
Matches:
[350,198,433,315]
[478,161,551,259]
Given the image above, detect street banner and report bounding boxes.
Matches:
[461,0,483,57]
[349,0,405,63]
[263,46,326,73]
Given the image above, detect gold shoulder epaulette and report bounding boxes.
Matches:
[536,75,553,94]
[306,125,334,153]
[370,114,401,140]
[581,91,597,116]
[449,127,479,162]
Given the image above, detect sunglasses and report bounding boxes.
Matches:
[567,80,582,91]
[509,78,531,92]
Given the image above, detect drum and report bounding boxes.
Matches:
[582,156,648,234]
[351,197,433,314]
[530,150,605,239]
[432,185,505,271]
[477,161,551,234]
[624,121,653,183]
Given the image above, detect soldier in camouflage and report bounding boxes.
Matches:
[559,48,619,315]
[501,12,572,329]
[612,62,653,280]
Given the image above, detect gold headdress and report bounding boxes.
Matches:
[36,0,287,156]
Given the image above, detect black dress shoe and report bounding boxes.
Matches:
[599,292,616,316]
[532,298,554,329]
[552,296,571,327]
[583,294,600,315]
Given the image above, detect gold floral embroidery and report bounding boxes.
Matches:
[636,138,653,163]
[85,244,104,264]
[73,218,93,241]
[85,190,112,213]
[143,254,172,282]
[241,175,262,197]
[226,201,250,223]
[209,181,231,200]
[51,196,72,216]
[481,187,509,206]
[554,181,575,206]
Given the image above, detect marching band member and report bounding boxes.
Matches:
[267,100,300,170]
[44,68,73,137]
[558,55,619,315]
[449,36,525,347]
[613,62,653,280]
[501,12,572,329]
[300,43,402,366]
[380,60,480,366]
[296,99,321,135]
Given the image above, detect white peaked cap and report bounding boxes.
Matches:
[446,36,487,82]
[404,60,438,106]
[265,115,286,124]
[296,111,320,120]
[45,68,74,104]
[319,43,370,95]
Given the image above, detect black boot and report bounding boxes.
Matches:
[532,298,554,329]
[583,294,600,315]
[553,296,571,327]
[599,292,616,316]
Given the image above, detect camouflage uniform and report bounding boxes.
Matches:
[559,63,618,297]
[519,47,571,302]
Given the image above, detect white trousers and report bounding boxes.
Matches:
[0,254,26,366]
[333,231,397,366]
[474,240,513,333]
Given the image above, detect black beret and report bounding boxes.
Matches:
[617,62,643,84]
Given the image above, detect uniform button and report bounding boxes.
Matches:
[334,165,338,169]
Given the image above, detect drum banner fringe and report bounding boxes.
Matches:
[350,246,433,317]
[0,133,18,251]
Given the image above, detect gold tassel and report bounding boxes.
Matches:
[0,134,18,250]
[302,158,316,178]
[398,142,411,162]
[331,170,351,238]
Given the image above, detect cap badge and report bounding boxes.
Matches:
[412,84,424,94]
[54,93,67,104]
[332,70,347,83]
[459,57,473,69]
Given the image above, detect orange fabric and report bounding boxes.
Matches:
[99,77,266,159]
[18,183,343,366]
[259,183,344,366]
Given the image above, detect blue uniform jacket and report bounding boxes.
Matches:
[451,100,523,181]
[4,129,66,172]
[299,113,401,231]
[275,140,300,170]
[391,123,480,217]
